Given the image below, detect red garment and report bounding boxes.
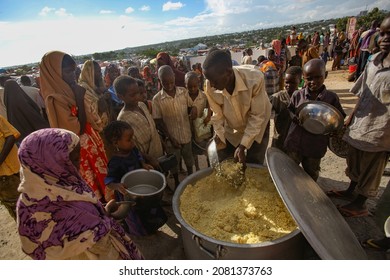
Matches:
[79,123,109,202]
[349,30,361,58]
[71,105,109,202]
[286,35,291,46]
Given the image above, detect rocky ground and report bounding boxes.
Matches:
[0,62,389,260]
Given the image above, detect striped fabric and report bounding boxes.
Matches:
[192,90,208,118]
[117,102,163,159]
[152,87,193,144]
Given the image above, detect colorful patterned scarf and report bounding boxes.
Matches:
[17,128,142,260]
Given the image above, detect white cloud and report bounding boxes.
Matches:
[39,6,55,16]
[3,0,390,68]
[0,16,172,67]
[100,10,114,14]
[205,0,252,15]
[125,7,134,14]
[162,1,185,11]
[39,7,72,17]
[55,8,72,17]
[165,14,213,26]
[140,5,151,12]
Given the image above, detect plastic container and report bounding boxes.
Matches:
[349,64,357,73]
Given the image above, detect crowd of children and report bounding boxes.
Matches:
[0,15,389,259]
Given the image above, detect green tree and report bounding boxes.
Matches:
[336,17,349,31]
[137,48,160,58]
[358,7,388,28]
[92,52,103,60]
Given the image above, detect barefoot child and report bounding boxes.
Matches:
[152,65,196,187]
[104,121,166,235]
[331,16,390,217]
[284,58,346,181]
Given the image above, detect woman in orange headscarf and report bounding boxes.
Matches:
[39,51,110,203]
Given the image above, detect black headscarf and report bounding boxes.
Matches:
[4,80,49,144]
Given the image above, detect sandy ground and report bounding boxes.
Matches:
[0,62,389,260]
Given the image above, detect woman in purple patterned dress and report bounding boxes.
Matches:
[16,128,143,260]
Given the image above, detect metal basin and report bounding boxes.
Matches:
[173,164,305,260]
[328,126,348,158]
[121,169,166,209]
[297,101,344,135]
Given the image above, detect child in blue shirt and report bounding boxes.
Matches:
[320,50,329,65]
[104,120,166,235]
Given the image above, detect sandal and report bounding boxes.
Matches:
[361,239,390,251]
[338,206,370,218]
[326,190,354,201]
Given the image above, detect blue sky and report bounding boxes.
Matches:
[1,0,389,67]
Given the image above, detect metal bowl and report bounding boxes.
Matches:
[297,101,344,135]
[328,126,349,158]
[121,169,166,209]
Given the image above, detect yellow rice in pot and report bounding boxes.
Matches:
[179,164,297,244]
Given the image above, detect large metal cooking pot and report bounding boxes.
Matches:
[121,169,166,209]
[173,164,305,260]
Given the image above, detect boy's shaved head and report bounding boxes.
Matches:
[158,65,176,93]
[303,58,326,93]
[286,66,303,79]
[185,71,199,84]
[303,58,326,76]
[158,65,174,80]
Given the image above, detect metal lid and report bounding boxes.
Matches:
[265,147,367,260]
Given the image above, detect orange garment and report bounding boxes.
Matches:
[301,46,320,67]
[0,115,20,176]
[259,61,277,73]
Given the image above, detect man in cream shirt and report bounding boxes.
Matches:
[203,49,271,165]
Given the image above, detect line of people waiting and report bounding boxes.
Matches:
[0,15,389,259]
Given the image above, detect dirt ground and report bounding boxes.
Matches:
[0,61,389,260]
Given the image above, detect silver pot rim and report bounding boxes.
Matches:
[173,165,301,249]
[121,169,166,197]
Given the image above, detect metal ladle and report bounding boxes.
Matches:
[206,139,246,188]
[206,138,219,169]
